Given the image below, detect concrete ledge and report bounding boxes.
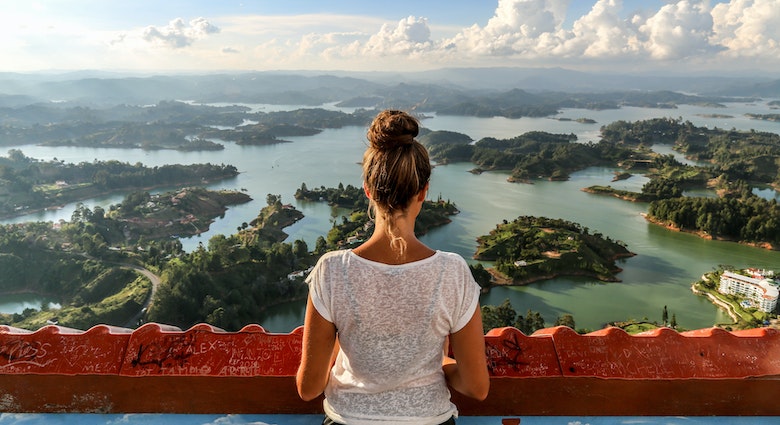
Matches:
[2,323,779,415]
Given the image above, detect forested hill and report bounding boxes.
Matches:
[475,216,634,285]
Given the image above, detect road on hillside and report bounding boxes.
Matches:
[122,264,161,328]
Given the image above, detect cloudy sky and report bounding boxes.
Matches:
[1,0,778,75]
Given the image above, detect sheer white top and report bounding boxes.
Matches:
[306,249,480,425]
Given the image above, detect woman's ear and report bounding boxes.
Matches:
[363,182,372,199]
[416,183,429,202]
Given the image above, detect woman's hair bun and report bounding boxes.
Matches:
[367,110,419,151]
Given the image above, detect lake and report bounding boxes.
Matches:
[2,100,780,331]
[0,293,60,315]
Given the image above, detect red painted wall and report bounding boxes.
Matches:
[2,323,780,415]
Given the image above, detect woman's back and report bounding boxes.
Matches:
[307,249,480,423]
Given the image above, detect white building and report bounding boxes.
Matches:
[718,270,779,313]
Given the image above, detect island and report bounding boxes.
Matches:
[745,113,780,122]
[0,149,241,219]
[0,101,376,150]
[580,118,780,250]
[474,216,634,286]
[419,129,630,182]
[294,182,460,247]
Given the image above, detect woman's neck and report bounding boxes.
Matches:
[353,211,434,265]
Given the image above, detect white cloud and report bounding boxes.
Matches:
[297,31,366,57]
[311,0,776,71]
[638,1,721,59]
[711,0,780,57]
[141,17,220,48]
[362,16,434,56]
[560,0,641,57]
[445,0,569,56]
[3,0,780,73]
[438,0,728,62]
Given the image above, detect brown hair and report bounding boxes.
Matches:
[363,110,431,255]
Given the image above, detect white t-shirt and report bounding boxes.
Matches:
[306,249,481,425]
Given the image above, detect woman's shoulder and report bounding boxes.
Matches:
[316,249,351,263]
[434,250,469,265]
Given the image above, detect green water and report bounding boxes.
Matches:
[3,101,780,331]
[0,293,60,315]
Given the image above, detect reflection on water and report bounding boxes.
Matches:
[0,293,61,315]
[754,187,780,201]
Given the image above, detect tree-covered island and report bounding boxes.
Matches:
[474,216,634,285]
[0,101,377,150]
[0,149,241,219]
[418,128,635,182]
[581,118,780,249]
[294,182,460,248]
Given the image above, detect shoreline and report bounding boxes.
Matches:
[690,281,740,325]
[641,213,777,251]
[485,254,633,287]
[0,175,239,222]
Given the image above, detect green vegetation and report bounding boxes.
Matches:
[481,299,547,334]
[0,149,240,219]
[294,182,460,248]
[647,195,780,248]
[582,185,648,202]
[582,157,694,202]
[481,298,588,334]
[147,196,309,331]
[601,117,780,187]
[0,186,252,330]
[422,88,750,119]
[481,298,700,335]
[0,101,377,149]
[692,269,773,330]
[49,186,251,258]
[0,189,311,332]
[421,129,634,181]
[745,113,780,122]
[581,118,780,249]
[0,249,151,330]
[475,216,634,284]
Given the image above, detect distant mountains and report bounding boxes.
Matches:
[0,67,777,109]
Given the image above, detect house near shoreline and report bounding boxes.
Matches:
[718,269,779,313]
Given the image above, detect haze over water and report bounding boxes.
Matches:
[4,100,780,331]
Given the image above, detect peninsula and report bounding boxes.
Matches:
[0,186,251,330]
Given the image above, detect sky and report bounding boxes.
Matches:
[1,0,778,75]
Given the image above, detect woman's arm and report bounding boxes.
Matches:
[296,295,338,401]
[442,305,490,400]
